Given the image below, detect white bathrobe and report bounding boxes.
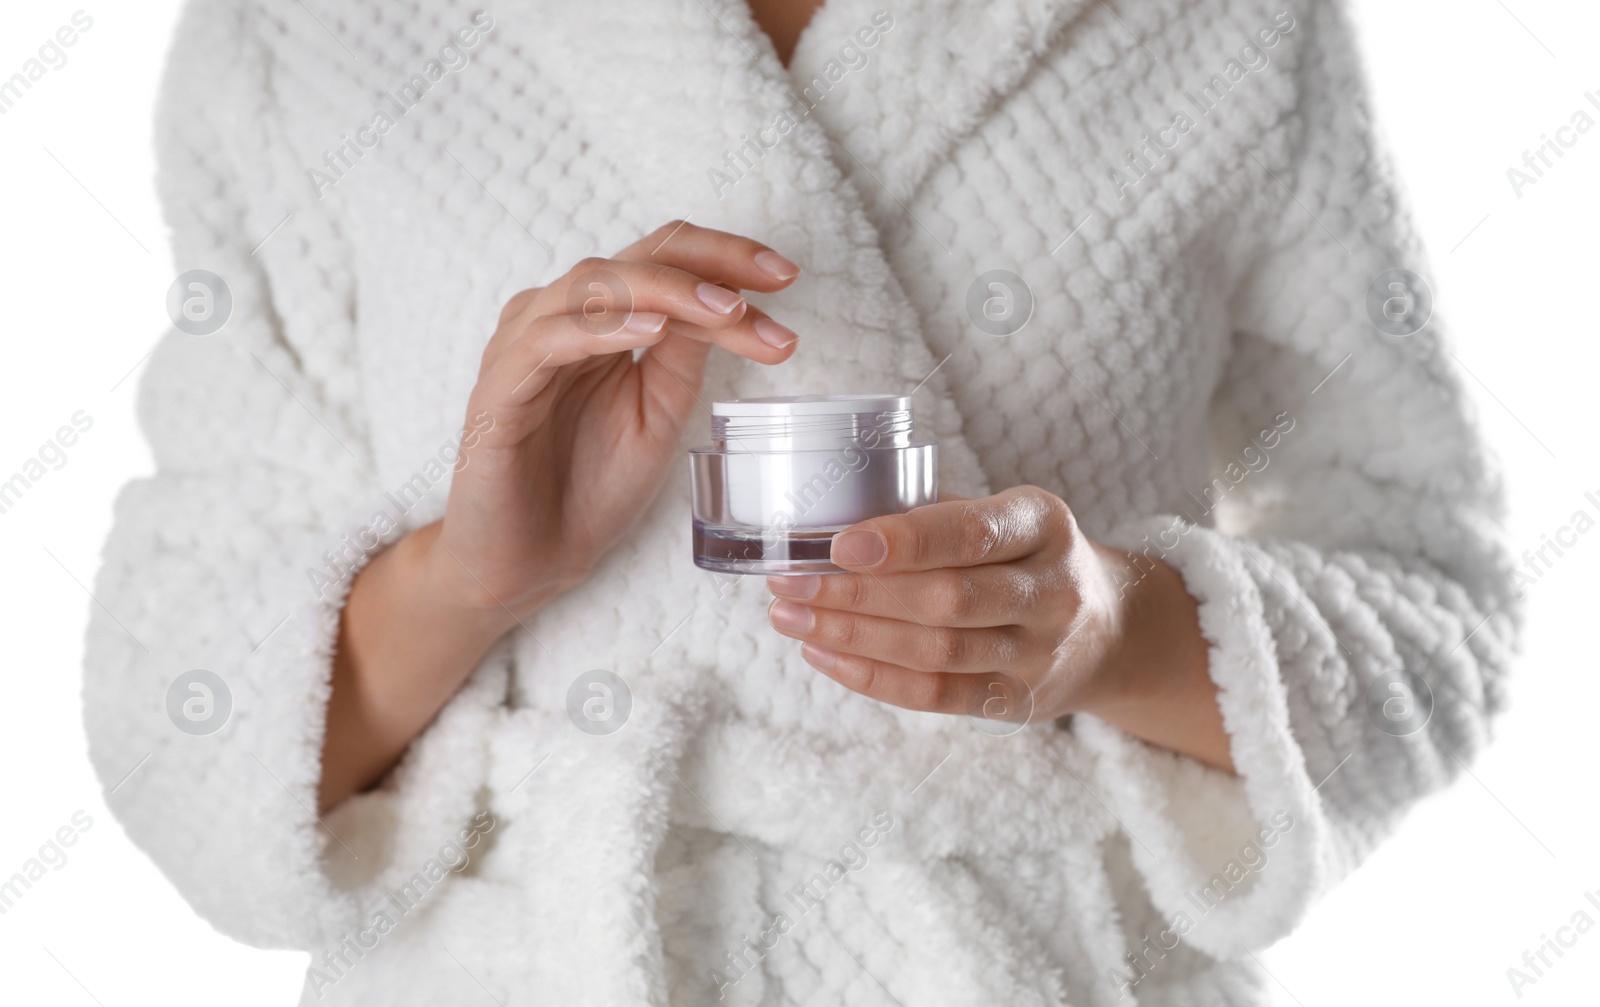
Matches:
[84,0,1519,1003]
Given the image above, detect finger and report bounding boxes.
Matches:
[529,257,756,333]
[481,223,798,374]
[479,287,546,376]
[522,261,799,364]
[768,599,1027,674]
[830,486,1069,573]
[479,310,677,405]
[662,303,798,358]
[766,566,1037,628]
[638,330,713,428]
[617,219,802,292]
[798,643,1019,719]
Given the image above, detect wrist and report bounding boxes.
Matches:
[405,523,526,644]
[413,520,585,633]
[1076,546,1209,718]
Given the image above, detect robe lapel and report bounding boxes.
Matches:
[499,1,972,496]
[791,0,1093,210]
[501,0,1089,492]
[473,7,1097,996]
[503,0,1090,203]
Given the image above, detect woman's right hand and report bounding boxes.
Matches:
[427,220,803,619]
[319,222,800,809]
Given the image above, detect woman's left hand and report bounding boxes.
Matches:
[765,486,1231,768]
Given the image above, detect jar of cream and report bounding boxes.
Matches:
[690,394,938,575]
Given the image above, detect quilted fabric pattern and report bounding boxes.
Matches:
[81,0,1518,1004]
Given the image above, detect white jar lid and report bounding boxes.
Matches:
[710,394,916,451]
[712,394,910,417]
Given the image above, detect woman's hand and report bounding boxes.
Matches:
[321,221,801,809]
[764,486,1235,770]
[430,220,802,617]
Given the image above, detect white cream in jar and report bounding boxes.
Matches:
[689,394,937,574]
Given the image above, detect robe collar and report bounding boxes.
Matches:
[504,0,1087,497]
[510,0,1087,209]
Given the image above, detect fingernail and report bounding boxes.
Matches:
[696,282,745,315]
[768,599,814,633]
[768,574,819,599]
[754,318,798,349]
[754,250,801,281]
[624,311,668,334]
[832,530,885,568]
[800,642,836,670]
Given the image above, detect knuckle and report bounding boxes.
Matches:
[991,629,1024,667]
[477,338,504,378]
[570,256,610,277]
[639,260,677,288]
[956,504,1003,564]
[913,671,952,712]
[957,573,985,620]
[837,575,871,610]
[854,659,879,696]
[515,316,558,356]
[928,628,965,671]
[1014,570,1048,613]
[631,261,685,306]
[1034,487,1077,539]
[893,528,926,568]
[829,613,866,652]
[929,572,979,623]
[497,287,540,326]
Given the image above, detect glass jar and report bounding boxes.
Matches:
[689,394,938,574]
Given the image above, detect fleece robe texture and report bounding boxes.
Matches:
[84,0,1520,1003]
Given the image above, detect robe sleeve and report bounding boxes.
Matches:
[82,0,508,949]
[1077,0,1521,957]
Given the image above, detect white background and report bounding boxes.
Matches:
[0,2,1594,1004]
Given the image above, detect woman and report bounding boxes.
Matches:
[86,0,1518,1003]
